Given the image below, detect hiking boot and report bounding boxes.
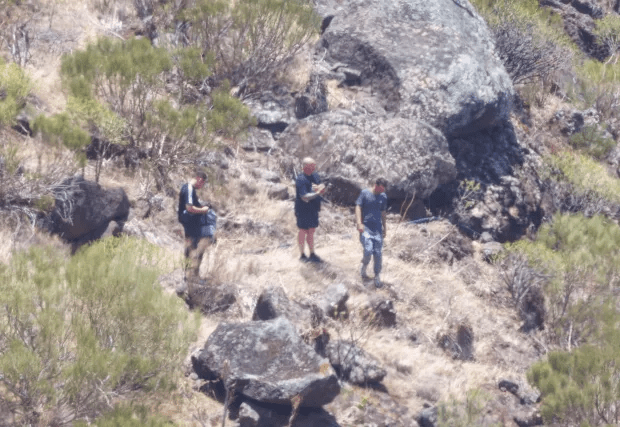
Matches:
[360,263,370,279]
[374,275,383,288]
[308,253,323,263]
[300,254,309,262]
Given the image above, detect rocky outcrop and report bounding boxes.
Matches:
[42,176,129,249]
[326,340,387,385]
[315,0,513,137]
[279,112,456,203]
[252,285,323,333]
[541,0,608,60]
[191,317,340,407]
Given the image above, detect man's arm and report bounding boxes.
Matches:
[355,205,364,232]
[300,183,326,202]
[186,204,209,214]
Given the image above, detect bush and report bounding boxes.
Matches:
[181,0,321,92]
[508,213,620,346]
[471,0,573,85]
[61,37,173,146]
[0,237,200,426]
[0,58,31,126]
[32,112,91,169]
[528,306,620,426]
[74,403,173,427]
[436,389,495,427]
[546,151,620,204]
[568,124,615,160]
[60,37,254,181]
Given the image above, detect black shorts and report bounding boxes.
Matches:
[295,208,319,229]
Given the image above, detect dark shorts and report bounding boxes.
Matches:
[295,207,319,229]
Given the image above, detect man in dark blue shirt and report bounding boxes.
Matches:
[178,169,216,282]
[355,178,388,288]
[295,157,326,263]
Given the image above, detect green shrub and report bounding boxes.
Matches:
[33,113,91,170]
[74,403,174,427]
[0,58,31,126]
[60,36,254,181]
[181,0,320,92]
[508,213,620,345]
[206,81,256,138]
[436,389,498,427]
[528,305,620,426]
[61,37,172,141]
[546,152,620,204]
[0,237,200,425]
[568,125,615,160]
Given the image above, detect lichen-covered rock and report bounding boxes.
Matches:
[43,175,129,249]
[279,112,456,203]
[315,0,514,137]
[326,340,386,384]
[192,317,340,407]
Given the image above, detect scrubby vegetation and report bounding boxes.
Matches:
[0,237,199,425]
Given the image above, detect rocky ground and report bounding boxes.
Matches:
[0,0,580,425]
[103,148,542,426]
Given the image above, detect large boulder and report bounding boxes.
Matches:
[191,317,340,407]
[279,112,456,203]
[315,0,514,137]
[43,176,130,247]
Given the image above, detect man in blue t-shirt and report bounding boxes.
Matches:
[178,169,217,283]
[355,177,388,288]
[295,157,326,263]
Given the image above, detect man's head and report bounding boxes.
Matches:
[373,177,388,194]
[194,169,208,189]
[302,157,316,175]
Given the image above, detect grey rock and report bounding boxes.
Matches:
[251,168,281,183]
[235,400,340,427]
[482,241,504,262]
[279,112,456,203]
[295,74,328,120]
[417,405,438,427]
[241,127,277,152]
[479,231,494,243]
[438,323,475,361]
[326,340,386,384]
[252,286,323,331]
[318,283,349,319]
[267,183,289,200]
[542,0,609,60]
[316,0,513,137]
[244,90,296,135]
[186,282,237,315]
[238,402,260,427]
[43,175,130,251]
[192,317,340,407]
[364,297,396,328]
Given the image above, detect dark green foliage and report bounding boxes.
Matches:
[568,125,615,160]
[508,214,620,345]
[182,0,320,92]
[33,113,90,167]
[207,81,257,138]
[61,37,172,142]
[60,36,254,182]
[0,58,31,126]
[528,306,620,426]
[74,403,175,426]
[0,237,199,425]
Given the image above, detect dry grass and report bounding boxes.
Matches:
[0,1,544,423]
